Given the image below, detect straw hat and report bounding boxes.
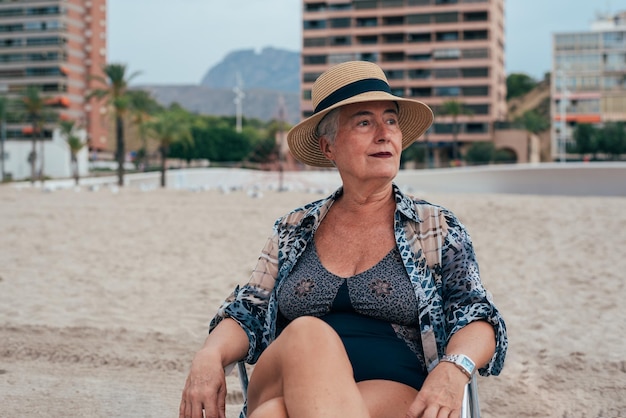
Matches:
[287,60,434,167]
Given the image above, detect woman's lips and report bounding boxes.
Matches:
[371,152,392,157]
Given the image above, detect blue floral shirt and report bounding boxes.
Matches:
[210,184,507,378]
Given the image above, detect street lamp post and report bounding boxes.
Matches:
[558,70,569,163]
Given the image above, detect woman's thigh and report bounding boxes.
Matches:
[357,380,418,418]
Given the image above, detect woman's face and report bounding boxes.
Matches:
[321,100,403,183]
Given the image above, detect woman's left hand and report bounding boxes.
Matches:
[405,361,469,418]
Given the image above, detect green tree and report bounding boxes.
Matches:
[90,63,141,186]
[146,110,193,187]
[128,89,162,170]
[506,73,537,100]
[59,120,86,185]
[19,87,48,183]
[515,109,550,135]
[465,142,494,165]
[597,122,626,160]
[572,123,598,158]
[440,100,471,162]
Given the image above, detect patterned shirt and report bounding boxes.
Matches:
[210,184,507,377]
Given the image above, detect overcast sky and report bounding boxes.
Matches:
[108,0,626,85]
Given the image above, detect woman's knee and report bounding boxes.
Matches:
[280,316,344,352]
[248,397,288,418]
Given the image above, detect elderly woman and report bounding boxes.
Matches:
[180,61,507,418]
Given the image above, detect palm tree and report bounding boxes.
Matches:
[59,120,85,185]
[20,87,46,183]
[440,100,472,163]
[146,110,192,187]
[128,89,162,170]
[90,63,141,186]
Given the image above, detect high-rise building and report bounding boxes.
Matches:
[551,11,626,161]
[0,0,107,180]
[300,0,506,165]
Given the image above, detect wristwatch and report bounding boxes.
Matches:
[440,354,475,380]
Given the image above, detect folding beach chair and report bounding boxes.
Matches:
[234,360,481,418]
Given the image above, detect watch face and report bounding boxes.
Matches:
[460,356,475,372]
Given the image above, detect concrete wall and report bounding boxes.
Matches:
[2,129,89,181]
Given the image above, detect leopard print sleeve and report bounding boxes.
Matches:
[208,231,280,364]
[440,209,508,376]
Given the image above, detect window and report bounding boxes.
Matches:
[435,0,458,4]
[354,0,378,9]
[330,36,351,46]
[385,69,405,80]
[383,16,405,25]
[461,67,489,77]
[466,123,488,134]
[359,52,378,62]
[463,11,488,22]
[329,18,350,28]
[408,33,431,43]
[434,86,461,96]
[303,37,326,47]
[0,8,23,18]
[383,33,404,43]
[303,72,322,83]
[462,48,489,59]
[382,52,405,62]
[407,14,430,24]
[408,0,431,5]
[304,2,326,12]
[436,31,459,42]
[407,53,431,61]
[356,17,377,27]
[434,12,458,23]
[303,20,326,30]
[303,55,327,65]
[462,85,489,96]
[357,35,378,44]
[408,69,430,79]
[329,53,358,64]
[390,87,405,96]
[329,4,352,11]
[433,48,461,60]
[381,0,405,6]
[433,68,461,78]
[464,104,490,115]
[302,90,312,100]
[464,30,488,41]
[25,67,62,77]
[411,87,432,97]
[26,37,63,46]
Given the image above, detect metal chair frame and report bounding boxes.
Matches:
[234,361,481,418]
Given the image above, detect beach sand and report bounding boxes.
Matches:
[0,184,625,417]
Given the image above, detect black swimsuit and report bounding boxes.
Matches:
[277,242,427,390]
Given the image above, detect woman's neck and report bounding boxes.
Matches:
[336,181,395,215]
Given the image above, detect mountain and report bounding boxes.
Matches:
[140,84,301,125]
[200,47,300,93]
[137,47,302,124]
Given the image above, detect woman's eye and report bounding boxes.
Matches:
[358,120,370,126]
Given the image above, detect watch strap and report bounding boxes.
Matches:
[440,354,475,379]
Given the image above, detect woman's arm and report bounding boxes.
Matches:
[180,318,249,418]
[406,320,495,418]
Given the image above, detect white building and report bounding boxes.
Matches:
[2,128,88,182]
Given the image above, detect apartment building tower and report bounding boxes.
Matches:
[552,11,626,161]
[0,0,107,179]
[300,0,506,165]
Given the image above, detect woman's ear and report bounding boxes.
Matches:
[319,136,334,162]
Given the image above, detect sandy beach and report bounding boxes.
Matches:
[1,179,625,417]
